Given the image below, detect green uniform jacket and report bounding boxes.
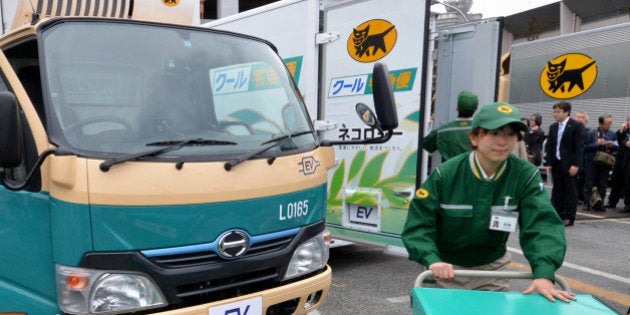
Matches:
[402,153,566,281]
[423,119,473,161]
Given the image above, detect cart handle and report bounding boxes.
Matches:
[414,270,572,292]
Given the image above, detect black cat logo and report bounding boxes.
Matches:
[347,19,397,63]
[539,53,597,99]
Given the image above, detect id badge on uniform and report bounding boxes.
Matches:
[489,208,519,232]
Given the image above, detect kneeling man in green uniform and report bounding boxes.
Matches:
[402,102,575,303]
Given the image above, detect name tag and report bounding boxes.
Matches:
[489,209,518,232]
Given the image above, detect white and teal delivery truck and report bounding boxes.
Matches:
[206,0,503,253]
[0,0,397,313]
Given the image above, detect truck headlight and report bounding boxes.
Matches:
[284,230,330,280]
[55,265,167,314]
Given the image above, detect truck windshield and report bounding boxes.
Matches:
[40,20,314,161]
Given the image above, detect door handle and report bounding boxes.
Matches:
[394,190,412,197]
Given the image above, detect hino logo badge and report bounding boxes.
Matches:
[218,230,250,258]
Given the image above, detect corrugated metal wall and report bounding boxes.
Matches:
[13,0,130,29]
[35,0,130,18]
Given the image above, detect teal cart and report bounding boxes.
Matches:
[411,270,618,315]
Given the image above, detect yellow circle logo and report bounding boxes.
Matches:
[347,19,397,63]
[416,188,429,199]
[497,105,513,114]
[539,53,597,99]
[162,0,179,7]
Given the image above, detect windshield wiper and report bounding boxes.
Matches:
[99,138,237,172]
[224,130,313,171]
[145,139,237,146]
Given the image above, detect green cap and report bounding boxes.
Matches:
[457,90,479,112]
[471,102,529,132]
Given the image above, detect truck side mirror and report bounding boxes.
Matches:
[371,62,398,130]
[0,92,22,167]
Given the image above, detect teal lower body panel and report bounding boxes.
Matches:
[0,279,58,314]
[0,189,57,307]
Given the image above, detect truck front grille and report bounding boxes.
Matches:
[176,268,278,302]
[146,235,294,268]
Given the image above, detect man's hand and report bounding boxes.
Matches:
[569,165,579,176]
[428,262,454,281]
[523,278,576,302]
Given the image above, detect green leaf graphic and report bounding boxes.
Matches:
[345,190,379,207]
[358,152,388,187]
[328,159,345,203]
[348,151,366,182]
[398,151,418,180]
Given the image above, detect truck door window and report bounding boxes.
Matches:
[3,39,47,127]
[16,66,45,127]
[0,73,7,91]
[0,71,41,191]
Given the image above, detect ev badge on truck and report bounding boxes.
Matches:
[218,230,250,258]
[299,156,320,175]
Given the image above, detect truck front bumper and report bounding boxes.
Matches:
[152,265,331,315]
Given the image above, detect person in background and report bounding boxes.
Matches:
[573,111,590,205]
[583,114,618,212]
[423,90,478,162]
[512,117,529,159]
[573,111,589,126]
[403,102,575,303]
[618,115,630,213]
[606,114,630,211]
[545,102,586,226]
[524,113,545,166]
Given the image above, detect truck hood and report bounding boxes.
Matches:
[46,149,332,256]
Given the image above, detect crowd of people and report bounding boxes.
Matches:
[422,91,630,224]
[517,105,630,216]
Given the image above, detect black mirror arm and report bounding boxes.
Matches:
[1,148,67,191]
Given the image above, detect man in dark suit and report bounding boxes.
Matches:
[545,101,586,226]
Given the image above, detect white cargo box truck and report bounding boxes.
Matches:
[205,0,503,253]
